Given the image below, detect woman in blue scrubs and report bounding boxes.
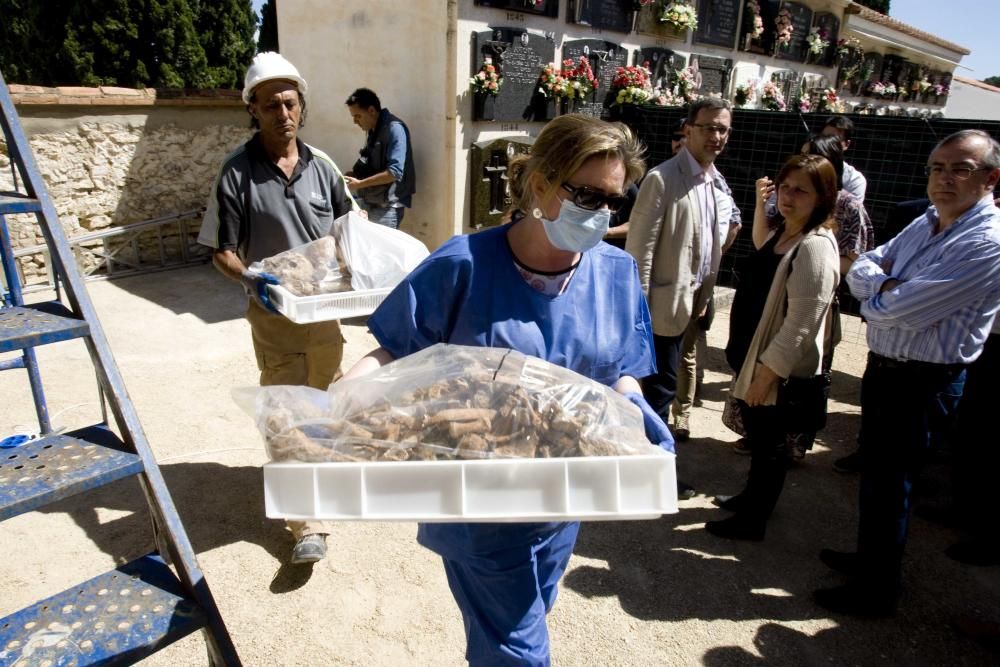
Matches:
[343,114,672,666]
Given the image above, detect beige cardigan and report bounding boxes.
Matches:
[733,227,840,405]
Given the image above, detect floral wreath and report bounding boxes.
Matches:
[774,7,794,48]
[611,63,653,106]
[470,58,502,96]
[659,1,698,32]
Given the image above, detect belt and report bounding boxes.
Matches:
[867,352,965,373]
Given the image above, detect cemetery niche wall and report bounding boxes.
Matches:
[773,1,812,62]
[473,28,557,122]
[689,53,733,98]
[562,39,629,117]
[694,0,742,50]
[637,47,686,93]
[474,0,560,18]
[469,136,535,230]
[569,0,635,34]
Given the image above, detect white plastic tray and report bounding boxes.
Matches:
[268,284,392,323]
[263,451,677,522]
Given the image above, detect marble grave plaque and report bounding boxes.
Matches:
[474,28,556,122]
[809,13,839,67]
[563,39,628,117]
[694,0,741,49]
[568,0,635,34]
[881,54,906,91]
[774,1,812,63]
[771,69,801,105]
[689,54,732,96]
[858,52,883,96]
[469,136,534,229]
[637,47,686,92]
[740,0,779,55]
[474,0,560,18]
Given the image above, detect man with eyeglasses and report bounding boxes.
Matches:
[626,98,736,440]
[822,115,867,203]
[815,129,1000,617]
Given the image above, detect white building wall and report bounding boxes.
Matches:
[277,0,453,249]
[947,79,1000,121]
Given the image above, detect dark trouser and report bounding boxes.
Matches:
[785,349,834,452]
[737,403,788,524]
[856,352,966,598]
[363,204,404,229]
[951,333,999,543]
[643,332,685,421]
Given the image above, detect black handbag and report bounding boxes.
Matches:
[776,374,829,434]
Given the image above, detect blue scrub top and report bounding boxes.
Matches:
[367,223,657,560]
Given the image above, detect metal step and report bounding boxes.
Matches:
[0,425,143,521]
[0,302,89,353]
[0,554,207,666]
[0,193,42,215]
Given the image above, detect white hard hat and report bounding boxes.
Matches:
[242,51,308,104]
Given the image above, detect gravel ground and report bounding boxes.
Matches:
[1,263,997,666]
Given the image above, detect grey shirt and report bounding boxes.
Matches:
[198,134,356,264]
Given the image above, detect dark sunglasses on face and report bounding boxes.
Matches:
[560,183,629,212]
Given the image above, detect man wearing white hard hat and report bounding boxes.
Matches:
[198,51,357,565]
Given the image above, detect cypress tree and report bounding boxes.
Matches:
[191,0,257,88]
[258,0,279,53]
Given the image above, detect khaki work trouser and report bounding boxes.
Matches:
[247,299,344,539]
[672,314,705,421]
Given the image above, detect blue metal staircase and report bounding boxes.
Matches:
[0,70,240,665]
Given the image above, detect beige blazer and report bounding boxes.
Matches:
[625,151,724,337]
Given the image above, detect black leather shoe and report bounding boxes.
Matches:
[712,493,746,512]
[833,450,862,474]
[705,515,765,541]
[819,548,860,576]
[677,480,697,499]
[813,583,896,617]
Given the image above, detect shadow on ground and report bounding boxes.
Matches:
[106,263,247,324]
[37,462,314,592]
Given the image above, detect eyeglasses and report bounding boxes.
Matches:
[561,183,629,212]
[924,164,991,180]
[689,123,731,136]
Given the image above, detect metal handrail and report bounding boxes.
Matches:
[13,208,210,292]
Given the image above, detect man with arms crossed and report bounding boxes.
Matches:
[816,130,1000,615]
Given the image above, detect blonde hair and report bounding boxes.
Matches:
[507,114,646,214]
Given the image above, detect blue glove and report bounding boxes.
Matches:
[241,270,280,313]
[625,391,675,454]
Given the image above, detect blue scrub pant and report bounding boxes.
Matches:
[439,522,580,667]
[856,352,966,598]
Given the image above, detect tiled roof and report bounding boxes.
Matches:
[845,2,970,55]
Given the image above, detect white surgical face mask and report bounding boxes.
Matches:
[534,199,611,253]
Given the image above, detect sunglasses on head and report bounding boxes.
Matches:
[560,183,629,212]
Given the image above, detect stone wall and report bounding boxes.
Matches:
[0,85,251,284]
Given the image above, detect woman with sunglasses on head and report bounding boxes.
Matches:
[341,113,672,665]
[707,154,840,541]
